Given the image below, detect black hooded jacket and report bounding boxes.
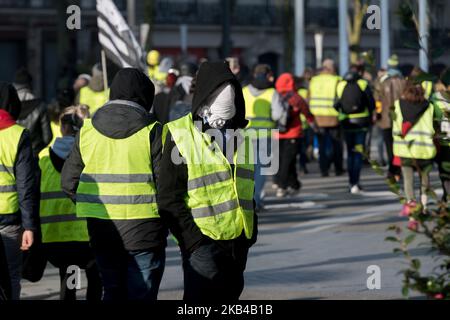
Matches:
[0,82,39,231]
[61,69,167,251]
[157,62,256,254]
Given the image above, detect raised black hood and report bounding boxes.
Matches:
[92,68,156,139]
[192,61,248,129]
[0,82,21,120]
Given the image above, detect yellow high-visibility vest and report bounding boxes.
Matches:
[164,113,255,240]
[309,74,341,117]
[422,81,433,100]
[393,100,436,159]
[0,124,25,214]
[76,119,159,220]
[79,86,109,115]
[243,86,275,137]
[39,154,88,243]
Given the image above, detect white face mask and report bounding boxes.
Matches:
[198,83,236,129]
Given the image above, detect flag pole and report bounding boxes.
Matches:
[101,49,108,90]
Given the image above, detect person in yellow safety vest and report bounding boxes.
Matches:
[431,68,450,202]
[0,82,37,300]
[39,105,102,301]
[61,68,168,301]
[147,50,169,85]
[393,81,438,216]
[409,66,434,100]
[335,69,376,194]
[308,59,344,177]
[242,64,278,211]
[77,64,109,115]
[158,62,256,303]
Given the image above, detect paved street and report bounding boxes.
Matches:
[21,164,441,300]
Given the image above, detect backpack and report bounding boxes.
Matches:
[276,94,292,133]
[340,81,365,115]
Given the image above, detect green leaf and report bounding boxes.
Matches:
[411,259,421,270]
[402,286,409,298]
[404,234,416,246]
[385,236,399,242]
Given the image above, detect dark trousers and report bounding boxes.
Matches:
[274,138,301,190]
[317,127,344,175]
[94,247,165,301]
[45,242,102,301]
[299,128,312,170]
[382,128,401,176]
[344,130,367,186]
[182,236,249,303]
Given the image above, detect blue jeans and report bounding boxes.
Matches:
[344,130,367,186]
[253,137,272,209]
[94,247,165,301]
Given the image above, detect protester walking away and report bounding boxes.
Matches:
[147,50,167,84]
[13,68,53,157]
[393,81,438,224]
[243,64,280,210]
[62,68,167,301]
[153,62,197,125]
[377,55,405,181]
[431,68,450,202]
[335,69,375,194]
[76,64,109,115]
[40,87,77,158]
[73,74,91,95]
[0,82,38,300]
[409,66,434,100]
[153,67,180,124]
[273,73,315,197]
[158,61,257,303]
[308,59,344,177]
[39,105,102,301]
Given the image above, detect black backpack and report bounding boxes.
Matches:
[340,81,366,115]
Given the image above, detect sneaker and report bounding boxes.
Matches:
[276,188,287,198]
[287,187,300,196]
[400,200,417,217]
[350,185,362,194]
[271,183,279,190]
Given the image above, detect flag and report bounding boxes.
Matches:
[96,0,146,72]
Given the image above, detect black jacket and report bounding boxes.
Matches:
[17,99,53,156]
[157,62,257,254]
[61,69,167,251]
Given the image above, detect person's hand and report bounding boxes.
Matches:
[21,230,34,251]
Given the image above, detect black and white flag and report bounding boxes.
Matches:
[96,0,146,73]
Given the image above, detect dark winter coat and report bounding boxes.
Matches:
[157,62,257,254]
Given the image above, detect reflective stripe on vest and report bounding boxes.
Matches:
[243,86,275,137]
[77,119,159,220]
[39,154,89,243]
[309,74,341,117]
[79,86,109,115]
[0,124,24,214]
[392,100,436,159]
[336,79,370,119]
[165,113,255,240]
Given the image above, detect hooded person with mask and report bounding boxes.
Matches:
[158,61,257,302]
[0,82,38,300]
[61,68,167,301]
